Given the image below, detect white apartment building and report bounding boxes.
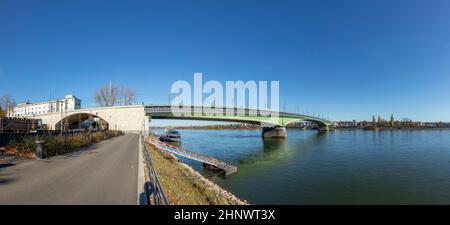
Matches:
[8,94,81,117]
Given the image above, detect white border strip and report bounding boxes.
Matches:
[137,134,148,205]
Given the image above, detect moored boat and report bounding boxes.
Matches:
[159,129,181,142]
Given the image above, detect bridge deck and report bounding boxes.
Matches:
[144,105,334,127]
[144,136,237,176]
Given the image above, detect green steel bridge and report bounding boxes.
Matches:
[145,105,334,137]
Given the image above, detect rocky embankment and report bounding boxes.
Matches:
[145,138,248,205]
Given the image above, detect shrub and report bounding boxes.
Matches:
[6,130,124,158]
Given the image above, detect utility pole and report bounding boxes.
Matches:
[60,101,63,135]
[109,80,112,106]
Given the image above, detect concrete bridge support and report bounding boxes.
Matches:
[262,126,288,138]
[318,125,332,133]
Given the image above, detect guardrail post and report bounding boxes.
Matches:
[142,135,169,205]
[35,140,45,159]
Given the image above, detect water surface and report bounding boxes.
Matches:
[152,128,450,204]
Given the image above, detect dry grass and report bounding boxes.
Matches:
[5,130,124,158]
[146,143,210,204]
[0,146,36,159]
[146,142,248,205]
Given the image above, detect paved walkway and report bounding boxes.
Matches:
[0,133,139,204]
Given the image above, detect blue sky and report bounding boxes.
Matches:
[1,0,450,123]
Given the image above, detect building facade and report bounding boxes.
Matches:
[8,95,81,118]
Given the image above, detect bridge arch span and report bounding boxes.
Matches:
[34,105,149,133]
[55,113,109,131]
[145,105,334,137]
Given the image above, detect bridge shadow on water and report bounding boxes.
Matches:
[177,129,334,180]
[228,130,332,176]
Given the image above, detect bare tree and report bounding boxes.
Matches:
[94,82,136,106]
[0,94,16,114]
[94,84,119,107]
[120,86,136,105]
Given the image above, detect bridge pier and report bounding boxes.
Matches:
[318,125,334,133]
[262,126,287,138]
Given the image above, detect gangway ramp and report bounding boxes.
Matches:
[144,136,237,176]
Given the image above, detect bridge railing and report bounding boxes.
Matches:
[144,105,333,126]
[141,135,169,205]
[145,105,278,118]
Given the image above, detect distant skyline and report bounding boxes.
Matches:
[1,0,450,123]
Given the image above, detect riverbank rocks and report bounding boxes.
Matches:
[178,163,249,205]
[146,138,248,205]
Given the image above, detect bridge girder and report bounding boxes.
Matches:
[144,105,333,128]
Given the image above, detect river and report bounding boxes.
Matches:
[152,128,450,204]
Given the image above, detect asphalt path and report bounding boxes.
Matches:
[0,133,139,204]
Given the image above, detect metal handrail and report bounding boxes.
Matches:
[151,139,220,165]
[141,135,169,205]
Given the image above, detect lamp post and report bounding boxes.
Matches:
[59,100,63,135]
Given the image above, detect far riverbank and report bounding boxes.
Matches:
[151,125,450,131]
